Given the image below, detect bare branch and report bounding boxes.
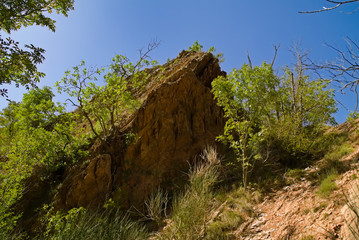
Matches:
[299,0,359,13]
[270,44,280,69]
[246,51,252,69]
[133,40,160,73]
[308,38,359,114]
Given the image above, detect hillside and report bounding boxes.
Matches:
[238,135,359,239]
[151,119,359,240]
[1,50,227,238]
[1,49,358,239]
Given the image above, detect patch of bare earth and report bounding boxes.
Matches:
[234,147,359,240]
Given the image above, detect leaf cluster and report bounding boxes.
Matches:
[0,0,74,96]
[0,0,74,33]
[188,40,224,63]
[0,36,45,96]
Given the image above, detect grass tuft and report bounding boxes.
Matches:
[317,172,338,198]
[156,147,221,240]
[42,208,149,240]
[145,188,168,228]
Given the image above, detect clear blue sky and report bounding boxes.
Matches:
[1,0,359,123]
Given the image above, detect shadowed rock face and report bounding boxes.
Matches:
[55,50,226,209]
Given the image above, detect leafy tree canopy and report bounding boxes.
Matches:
[0,0,74,33]
[212,57,337,188]
[0,0,75,97]
[0,86,87,234]
[56,41,160,149]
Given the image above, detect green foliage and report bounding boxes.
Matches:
[301,235,315,240]
[42,206,86,238]
[0,0,74,96]
[0,37,45,97]
[1,87,87,168]
[348,112,359,123]
[0,101,19,143]
[212,62,281,188]
[212,56,337,188]
[157,147,220,240]
[42,207,148,240]
[216,186,255,215]
[317,172,338,197]
[56,43,158,147]
[188,40,203,52]
[145,188,168,228]
[314,141,353,179]
[0,231,25,240]
[310,129,348,160]
[270,69,337,156]
[0,87,87,234]
[324,142,353,163]
[208,46,225,63]
[0,0,74,33]
[206,210,243,240]
[170,163,218,239]
[188,41,224,63]
[204,185,256,240]
[205,222,229,240]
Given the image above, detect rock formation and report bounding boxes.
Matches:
[54,50,226,209]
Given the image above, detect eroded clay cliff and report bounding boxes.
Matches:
[54,50,226,209]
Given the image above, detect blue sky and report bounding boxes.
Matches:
[1,0,359,123]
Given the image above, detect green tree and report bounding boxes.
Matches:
[212,63,281,188]
[212,58,336,188]
[0,101,19,143]
[56,42,159,149]
[0,0,75,97]
[0,86,86,234]
[272,55,337,154]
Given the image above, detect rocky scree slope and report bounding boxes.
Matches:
[233,120,359,240]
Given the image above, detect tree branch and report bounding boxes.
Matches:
[246,51,252,69]
[270,44,280,69]
[299,0,359,13]
[308,38,359,113]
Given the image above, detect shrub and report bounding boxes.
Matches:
[315,142,354,181]
[324,142,353,163]
[205,222,229,240]
[212,57,337,188]
[317,172,338,197]
[0,87,88,235]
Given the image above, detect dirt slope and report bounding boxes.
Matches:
[235,146,359,240]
